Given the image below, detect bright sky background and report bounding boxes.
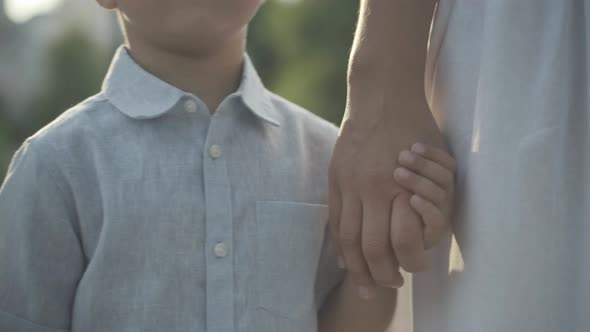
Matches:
[4,0,304,23]
[5,0,63,23]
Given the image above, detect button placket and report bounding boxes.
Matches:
[202,115,234,332]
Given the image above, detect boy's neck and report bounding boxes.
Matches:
[125,30,247,113]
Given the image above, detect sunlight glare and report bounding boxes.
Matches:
[5,0,63,23]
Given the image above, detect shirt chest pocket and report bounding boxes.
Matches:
[255,201,328,320]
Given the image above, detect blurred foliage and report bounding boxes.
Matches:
[0,96,13,178]
[0,25,111,178]
[17,27,111,143]
[249,0,358,125]
[0,0,359,179]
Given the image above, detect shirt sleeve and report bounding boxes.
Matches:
[314,224,346,311]
[0,139,85,332]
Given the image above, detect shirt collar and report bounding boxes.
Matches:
[102,46,280,126]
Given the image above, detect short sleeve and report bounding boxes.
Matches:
[314,224,346,311]
[0,139,85,332]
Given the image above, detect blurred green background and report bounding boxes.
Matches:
[0,0,359,181]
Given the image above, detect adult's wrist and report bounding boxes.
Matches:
[348,68,427,107]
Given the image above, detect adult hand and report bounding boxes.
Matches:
[328,88,449,297]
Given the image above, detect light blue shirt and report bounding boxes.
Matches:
[0,47,344,332]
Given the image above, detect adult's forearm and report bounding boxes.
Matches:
[325,2,446,328]
[348,0,438,102]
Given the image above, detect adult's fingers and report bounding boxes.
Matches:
[390,192,430,272]
[410,194,449,249]
[339,194,375,297]
[361,197,404,288]
[328,178,345,267]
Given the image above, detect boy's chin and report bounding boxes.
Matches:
[153,29,247,57]
[125,12,250,57]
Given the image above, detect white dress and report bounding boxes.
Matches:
[394,1,590,331]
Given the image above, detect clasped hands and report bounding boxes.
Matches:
[328,119,456,299]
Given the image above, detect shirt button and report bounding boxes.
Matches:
[184,99,198,113]
[214,243,228,258]
[208,144,223,159]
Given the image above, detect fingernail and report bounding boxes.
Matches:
[412,143,427,154]
[394,168,410,179]
[380,281,398,289]
[410,194,425,206]
[399,150,414,163]
[378,275,405,289]
[358,286,375,300]
[337,256,346,269]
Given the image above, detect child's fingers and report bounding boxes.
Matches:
[411,143,457,173]
[398,150,454,190]
[393,167,446,209]
[410,195,449,249]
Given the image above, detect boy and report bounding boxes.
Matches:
[0,1,456,331]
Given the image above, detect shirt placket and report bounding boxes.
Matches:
[203,111,235,332]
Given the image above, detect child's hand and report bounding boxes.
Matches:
[394,143,457,249]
